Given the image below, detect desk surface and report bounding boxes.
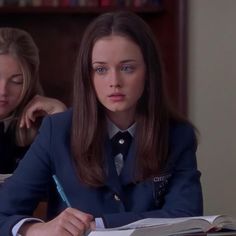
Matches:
[182,232,236,236]
[208,232,236,236]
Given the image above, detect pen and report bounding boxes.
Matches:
[52,175,92,235]
[52,175,71,207]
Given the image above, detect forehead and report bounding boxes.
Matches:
[92,35,143,62]
[0,54,22,74]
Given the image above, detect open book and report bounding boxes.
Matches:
[88,215,236,236]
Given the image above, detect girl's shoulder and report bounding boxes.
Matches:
[48,108,73,124]
[169,119,197,146]
[40,108,73,134]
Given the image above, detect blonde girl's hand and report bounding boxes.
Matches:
[20,95,67,129]
[19,207,94,236]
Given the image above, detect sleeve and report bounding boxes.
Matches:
[0,116,53,235]
[95,218,105,229]
[12,218,44,236]
[102,123,203,228]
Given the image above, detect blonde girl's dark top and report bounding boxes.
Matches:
[0,122,28,174]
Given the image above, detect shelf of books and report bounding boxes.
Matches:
[0,0,187,114]
[0,0,162,14]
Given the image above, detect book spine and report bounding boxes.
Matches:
[42,0,58,6]
[58,0,70,6]
[31,0,43,6]
[99,0,113,7]
[4,0,19,6]
[69,0,77,6]
[86,0,98,7]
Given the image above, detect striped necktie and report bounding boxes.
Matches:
[111,131,132,175]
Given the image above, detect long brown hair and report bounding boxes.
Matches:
[0,27,42,146]
[72,11,186,186]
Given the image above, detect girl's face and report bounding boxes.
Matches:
[0,54,23,120]
[92,35,146,124]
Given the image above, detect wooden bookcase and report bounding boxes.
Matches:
[0,0,188,114]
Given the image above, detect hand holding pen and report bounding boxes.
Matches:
[19,175,94,235]
[52,175,94,236]
[19,206,94,236]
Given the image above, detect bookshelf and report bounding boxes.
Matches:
[0,0,188,114]
[0,6,162,14]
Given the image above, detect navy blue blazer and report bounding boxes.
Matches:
[0,110,203,235]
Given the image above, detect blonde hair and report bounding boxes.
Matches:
[0,27,43,146]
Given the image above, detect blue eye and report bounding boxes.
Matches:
[94,66,107,74]
[121,65,134,73]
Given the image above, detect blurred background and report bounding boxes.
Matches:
[188,0,236,217]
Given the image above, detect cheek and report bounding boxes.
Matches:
[130,77,145,100]
[9,86,23,103]
[93,78,106,100]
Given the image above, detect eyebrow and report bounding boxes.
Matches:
[0,73,23,80]
[92,59,137,64]
[10,73,23,78]
[92,61,106,65]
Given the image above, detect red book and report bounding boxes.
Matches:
[42,0,58,6]
[100,0,113,7]
[58,0,70,6]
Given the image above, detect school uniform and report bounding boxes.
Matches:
[0,122,28,174]
[0,109,203,235]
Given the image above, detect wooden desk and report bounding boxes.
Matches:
[33,201,48,220]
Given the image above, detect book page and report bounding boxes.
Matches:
[89,216,236,236]
[115,216,222,230]
[89,229,135,236]
[213,216,236,231]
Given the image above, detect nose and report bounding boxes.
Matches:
[109,69,121,88]
[0,80,7,96]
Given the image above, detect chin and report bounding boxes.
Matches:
[0,108,13,118]
[106,106,123,113]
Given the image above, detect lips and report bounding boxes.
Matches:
[0,100,8,106]
[108,93,125,102]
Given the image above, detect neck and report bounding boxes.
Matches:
[106,110,135,130]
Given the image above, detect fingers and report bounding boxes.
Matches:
[57,211,88,235]
[90,221,96,231]
[19,208,94,236]
[20,95,44,128]
[65,208,93,228]
[55,208,94,236]
[19,95,67,129]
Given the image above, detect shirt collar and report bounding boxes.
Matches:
[0,115,15,132]
[106,117,136,139]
